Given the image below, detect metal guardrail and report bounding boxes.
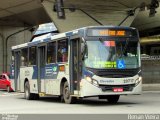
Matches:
[141,55,160,60]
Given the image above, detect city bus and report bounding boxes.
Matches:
[10,26,142,104]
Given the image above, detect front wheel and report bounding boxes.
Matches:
[107,95,120,104]
[63,81,77,104]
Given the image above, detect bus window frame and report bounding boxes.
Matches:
[20,47,29,68]
[57,38,69,63]
[28,46,37,67]
[46,41,57,64]
[37,43,47,67]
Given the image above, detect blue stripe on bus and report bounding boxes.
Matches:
[43,38,51,42]
[45,64,59,79]
[32,64,59,80]
[41,67,45,79]
[28,38,51,47]
[32,66,38,79]
[82,68,94,78]
[66,32,73,37]
[28,40,41,46]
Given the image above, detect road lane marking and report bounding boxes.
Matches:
[0,92,23,97]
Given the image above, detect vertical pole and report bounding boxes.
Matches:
[0,33,4,72]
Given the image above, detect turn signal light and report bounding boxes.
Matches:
[59,65,65,71]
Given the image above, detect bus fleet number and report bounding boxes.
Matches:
[123,79,134,83]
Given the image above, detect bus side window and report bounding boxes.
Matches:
[47,42,56,64]
[57,39,68,62]
[21,48,28,66]
[11,51,14,65]
[29,46,36,65]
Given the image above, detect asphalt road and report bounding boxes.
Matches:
[0,90,160,114]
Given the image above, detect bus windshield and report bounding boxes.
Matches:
[84,38,140,69]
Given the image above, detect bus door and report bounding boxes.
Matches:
[14,51,20,91]
[69,37,82,94]
[37,45,46,93]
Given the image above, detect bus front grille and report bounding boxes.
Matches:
[99,84,135,92]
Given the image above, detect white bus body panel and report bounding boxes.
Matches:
[19,67,38,93]
[45,71,69,95]
[17,65,69,95]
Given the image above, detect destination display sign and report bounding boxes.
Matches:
[87,29,136,37]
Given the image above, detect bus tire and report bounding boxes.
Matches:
[107,95,120,104]
[24,81,34,100]
[33,94,39,100]
[63,81,76,104]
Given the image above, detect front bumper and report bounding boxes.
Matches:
[79,79,142,97]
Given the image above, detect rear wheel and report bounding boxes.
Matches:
[63,81,76,104]
[24,81,34,100]
[33,94,39,100]
[107,95,120,104]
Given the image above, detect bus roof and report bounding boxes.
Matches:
[11,26,136,50]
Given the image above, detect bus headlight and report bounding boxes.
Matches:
[92,79,99,86]
[135,76,142,86]
[85,76,99,87]
[86,76,92,83]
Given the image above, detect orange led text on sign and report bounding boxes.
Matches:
[108,30,116,36]
[104,41,115,47]
[99,30,109,35]
[99,30,125,36]
[116,31,125,36]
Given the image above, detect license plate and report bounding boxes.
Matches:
[113,88,123,92]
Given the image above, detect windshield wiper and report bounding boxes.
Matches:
[120,39,129,58]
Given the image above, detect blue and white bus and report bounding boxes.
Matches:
[10,26,142,104]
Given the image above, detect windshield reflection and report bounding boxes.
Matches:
[84,39,140,69]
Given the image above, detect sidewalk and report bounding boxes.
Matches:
[143,84,160,91]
